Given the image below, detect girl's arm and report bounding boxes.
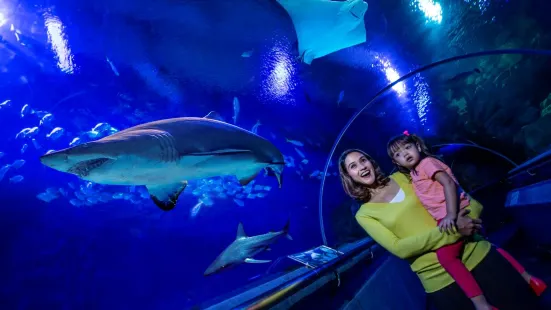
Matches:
[416,158,460,233]
[355,213,461,259]
[434,171,459,233]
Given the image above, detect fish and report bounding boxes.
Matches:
[12,159,25,169]
[0,99,11,108]
[251,120,261,135]
[337,90,344,106]
[204,220,292,276]
[286,139,304,147]
[46,127,64,140]
[9,175,24,183]
[241,50,254,58]
[39,111,285,212]
[20,104,33,118]
[445,68,481,84]
[39,113,54,126]
[232,97,240,124]
[106,57,120,76]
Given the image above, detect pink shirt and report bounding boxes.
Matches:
[411,157,470,221]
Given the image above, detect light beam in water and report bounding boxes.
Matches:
[412,73,431,125]
[0,12,7,27]
[259,36,299,104]
[44,11,75,74]
[411,0,443,24]
[267,47,295,98]
[374,55,406,95]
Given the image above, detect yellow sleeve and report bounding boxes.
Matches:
[355,213,461,259]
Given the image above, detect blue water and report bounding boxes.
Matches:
[0,0,548,308]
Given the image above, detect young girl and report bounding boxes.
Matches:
[387,132,547,310]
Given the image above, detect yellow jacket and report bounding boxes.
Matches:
[355,172,491,292]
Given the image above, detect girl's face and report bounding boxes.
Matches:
[344,152,376,186]
[391,142,421,170]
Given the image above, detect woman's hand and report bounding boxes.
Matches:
[455,209,482,237]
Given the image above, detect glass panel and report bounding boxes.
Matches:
[0,0,550,308]
[322,49,551,252]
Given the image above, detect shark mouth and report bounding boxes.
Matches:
[68,158,111,177]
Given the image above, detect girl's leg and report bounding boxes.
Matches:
[436,242,495,309]
[496,247,547,296]
[495,248,525,274]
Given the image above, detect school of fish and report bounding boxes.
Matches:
[0,95,340,218]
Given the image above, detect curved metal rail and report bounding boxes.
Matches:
[233,238,375,310]
[318,49,551,245]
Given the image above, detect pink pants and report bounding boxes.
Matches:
[436,221,526,298]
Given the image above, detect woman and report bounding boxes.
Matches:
[338,149,542,310]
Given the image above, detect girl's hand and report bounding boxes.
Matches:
[439,214,457,234]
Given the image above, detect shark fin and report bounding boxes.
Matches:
[245,258,271,264]
[147,181,188,211]
[265,165,284,188]
[283,219,293,240]
[236,169,260,186]
[204,111,224,121]
[236,222,247,239]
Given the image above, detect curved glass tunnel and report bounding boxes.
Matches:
[0,0,550,309]
[320,51,551,249]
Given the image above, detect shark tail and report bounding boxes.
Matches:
[283,219,293,241]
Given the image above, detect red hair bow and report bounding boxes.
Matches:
[403,130,410,136]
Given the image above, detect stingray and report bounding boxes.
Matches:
[277,0,368,64]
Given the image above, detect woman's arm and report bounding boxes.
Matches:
[355,213,461,259]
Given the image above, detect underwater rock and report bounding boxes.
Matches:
[450,97,468,115]
[517,105,540,125]
[518,114,551,156]
[539,93,551,118]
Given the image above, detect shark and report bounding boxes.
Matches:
[204,221,293,276]
[39,112,285,211]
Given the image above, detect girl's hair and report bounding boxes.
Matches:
[338,149,390,202]
[386,133,438,176]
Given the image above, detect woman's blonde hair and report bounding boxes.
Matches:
[338,149,390,202]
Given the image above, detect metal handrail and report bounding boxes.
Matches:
[233,238,376,310]
[432,143,519,168]
[508,149,551,176]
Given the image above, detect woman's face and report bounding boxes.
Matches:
[344,152,376,186]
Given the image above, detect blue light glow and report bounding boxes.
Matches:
[0,12,7,27]
[411,0,443,24]
[44,11,76,74]
[268,48,293,98]
[259,37,298,104]
[373,55,406,95]
[463,0,491,14]
[412,73,431,125]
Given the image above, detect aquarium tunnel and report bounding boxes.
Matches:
[1,0,551,309]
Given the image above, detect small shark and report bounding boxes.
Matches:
[445,68,481,84]
[39,112,285,211]
[204,221,293,276]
